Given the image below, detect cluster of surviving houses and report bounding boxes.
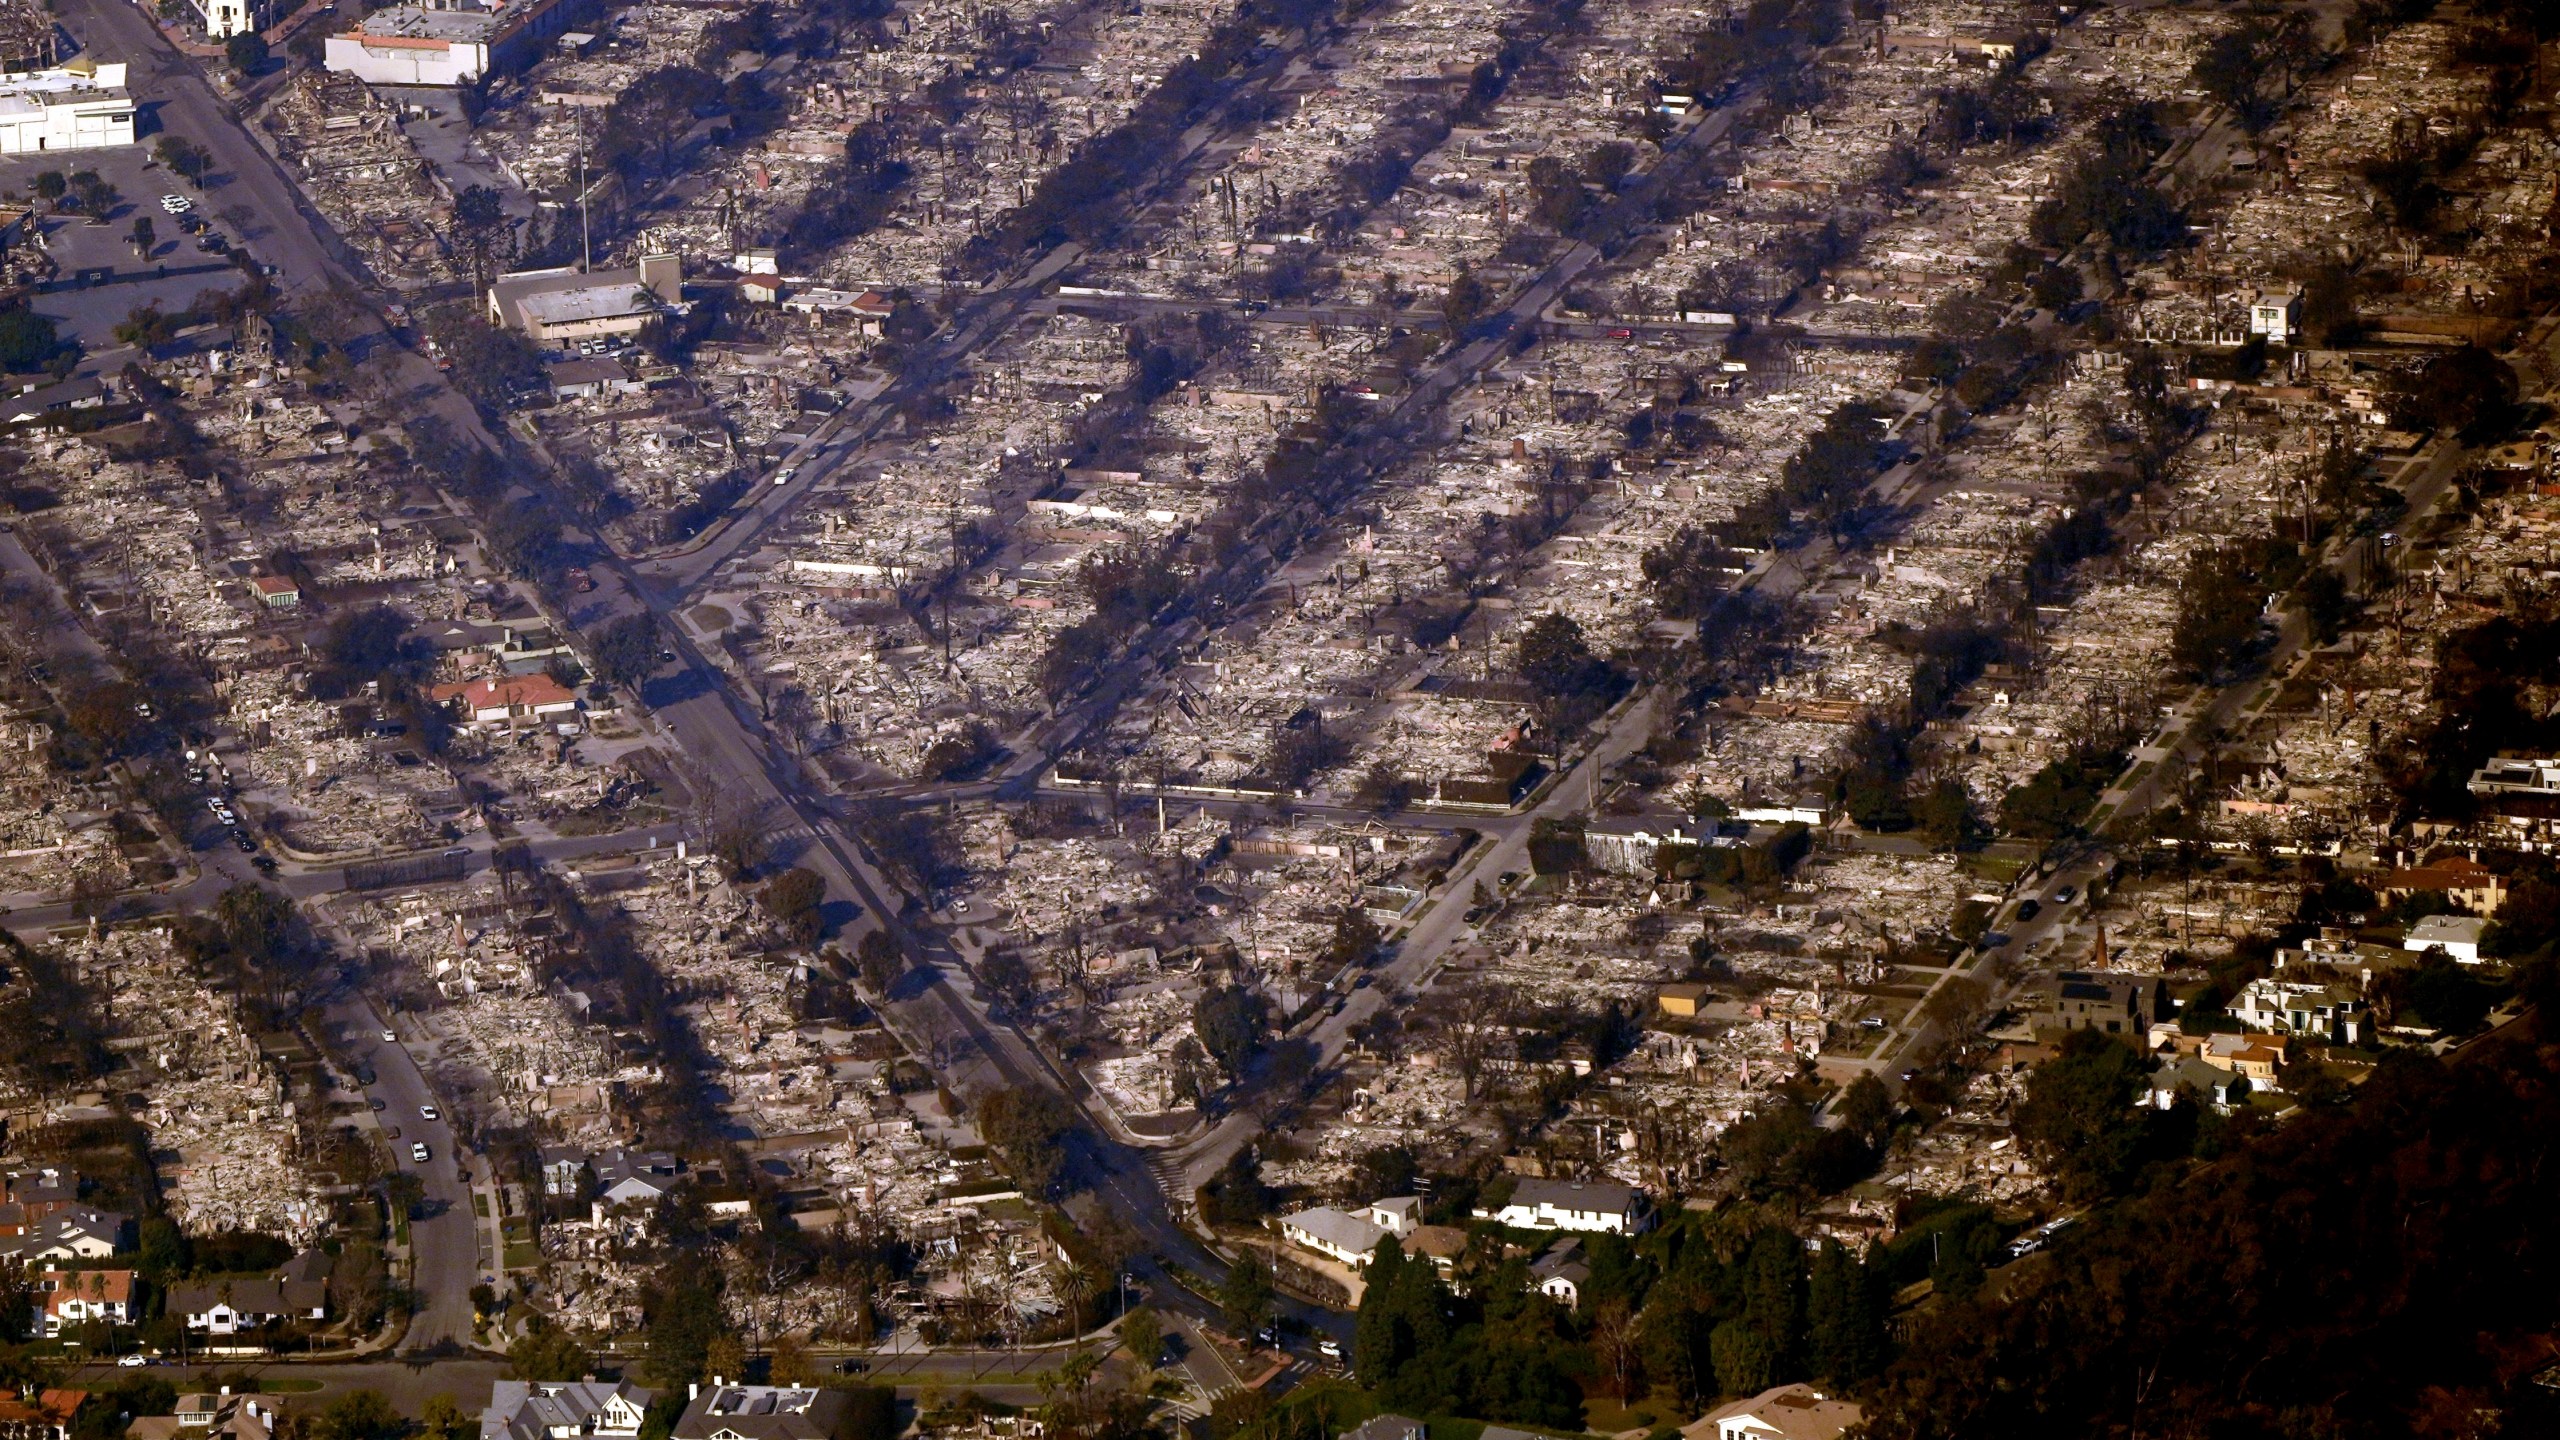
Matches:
[1275,1178,1657,1309]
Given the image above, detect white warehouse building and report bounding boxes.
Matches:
[0,59,135,155]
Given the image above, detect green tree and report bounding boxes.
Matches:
[832,1387,896,1440]
[1838,1074,1896,1147]
[642,1277,728,1387]
[758,867,826,948]
[136,1216,186,1281]
[155,137,212,184]
[0,306,62,371]
[2167,542,2268,680]
[1805,1242,1884,1385]
[1915,776,1977,850]
[585,613,661,688]
[979,949,1035,1011]
[1442,267,1494,332]
[225,32,269,75]
[2386,345,2519,443]
[419,1397,468,1440]
[1517,611,1607,700]
[1710,1319,1774,1397]
[856,929,907,993]
[314,1391,404,1440]
[1219,1250,1276,1333]
[507,1316,594,1380]
[1193,984,1268,1080]
[2016,1028,2154,1199]
[977,1085,1076,1197]
[1119,1307,1163,1367]
[1349,1144,1417,1200]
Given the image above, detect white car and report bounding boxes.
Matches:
[382,1029,398,1043]
[159,193,192,213]
[771,465,796,486]
[419,1105,438,1121]
[410,1142,430,1163]
[117,1354,151,1368]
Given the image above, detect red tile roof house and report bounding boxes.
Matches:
[34,1268,133,1334]
[429,674,580,731]
[0,1390,89,1440]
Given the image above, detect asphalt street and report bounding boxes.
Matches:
[327,1000,485,1354]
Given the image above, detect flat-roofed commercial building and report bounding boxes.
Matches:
[0,60,135,154]
[323,0,596,85]
[487,255,681,348]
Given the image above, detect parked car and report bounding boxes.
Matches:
[411,1142,430,1163]
[420,1105,439,1121]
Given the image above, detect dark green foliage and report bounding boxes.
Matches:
[0,305,66,372]
[1193,984,1270,1079]
[1349,1144,1417,1199]
[2300,262,2362,346]
[224,32,269,74]
[1516,612,1612,701]
[1353,1240,1583,1427]
[2386,610,2560,821]
[1915,777,1977,851]
[758,867,826,948]
[2016,1028,2154,1200]
[2486,865,2560,961]
[1198,1149,1273,1228]
[586,614,661,688]
[856,929,907,992]
[641,1273,731,1387]
[1730,399,1889,543]
[1641,523,1744,619]
[1998,752,2115,839]
[313,604,430,700]
[426,311,545,413]
[311,1392,401,1440]
[596,66,723,182]
[831,1386,897,1440]
[1933,66,2048,149]
[1721,1099,1881,1197]
[0,930,111,1100]
[2190,19,2285,131]
[507,1316,596,1380]
[1219,1248,1276,1332]
[2385,345,2520,443]
[1528,816,1590,875]
[2029,263,2083,313]
[2168,539,2285,680]
[1325,908,1385,969]
[2378,953,2499,1035]
[2029,103,2180,255]
[977,1085,1077,1197]
[1867,1024,2560,1439]
[979,949,1033,1010]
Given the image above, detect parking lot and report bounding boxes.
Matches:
[0,145,253,353]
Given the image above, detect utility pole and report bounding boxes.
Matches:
[577,108,593,273]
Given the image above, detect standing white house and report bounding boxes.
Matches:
[1473,1178,1654,1235]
